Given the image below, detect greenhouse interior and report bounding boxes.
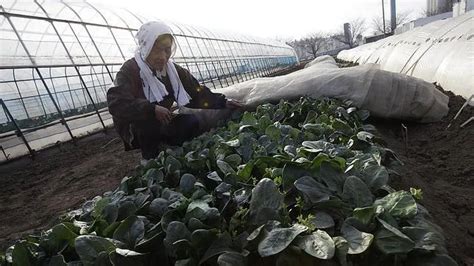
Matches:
[0,0,297,161]
[0,0,473,266]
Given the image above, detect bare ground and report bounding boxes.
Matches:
[373,89,474,265]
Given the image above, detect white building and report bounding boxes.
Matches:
[427,0,454,16]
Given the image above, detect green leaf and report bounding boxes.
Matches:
[296,230,335,259]
[142,158,161,170]
[117,201,137,220]
[410,187,423,200]
[275,245,316,266]
[374,191,417,219]
[236,162,253,181]
[223,138,240,147]
[310,153,332,169]
[294,176,331,205]
[225,154,242,167]
[143,168,164,185]
[200,232,233,264]
[265,124,281,140]
[341,223,373,254]
[217,159,236,176]
[163,221,191,257]
[179,173,196,194]
[185,200,220,223]
[149,198,169,218]
[361,165,389,192]
[207,171,222,182]
[49,255,67,266]
[102,203,119,224]
[136,230,164,252]
[236,134,255,161]
[133,192,150,209]
[241,112,258,126]
[92,197,110,219]
[75,235,116,265]
[258,115,273,131]
[248,178,285,225]
[112,215,145,249]
[353,206,376,226]
[282,163,313,192]
[333,236,349,266]
[165,155,182,173]
[283,145,297,157]
[217,251,247,266]
[258,224,308,257]
[11,241,36,266]
[375,218,415,254]
[96,251,113,266]
[40,223,78,254]
[247,224,266,241]
[301,140,334,154]
[109,248,146,266]
[318,161,345,195]
[309,211,335,229]
[402,226,445,252]
[215,182,232,195]
[161,209,181,232]
[332,118,353,135]
[341,176,373,208]
[356,131,374,142]
[272,108,286,121]
[191,229,216,252]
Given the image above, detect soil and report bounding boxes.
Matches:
[0,131,142,251]
[0,80,472,264]
[372,88,474,266]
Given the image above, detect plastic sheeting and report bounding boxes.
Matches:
[337,11,473,100]
[181,55,449,131]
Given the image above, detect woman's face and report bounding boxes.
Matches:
[146,35,173,71]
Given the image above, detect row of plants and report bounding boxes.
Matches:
[1,97,456,265]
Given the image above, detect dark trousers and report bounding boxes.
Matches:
[132,114,200,159]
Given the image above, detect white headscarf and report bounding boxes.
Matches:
[134,21,191,106]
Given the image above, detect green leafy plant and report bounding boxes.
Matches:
[3,97,456,266]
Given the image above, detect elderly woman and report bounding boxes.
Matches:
[107,21,241,159]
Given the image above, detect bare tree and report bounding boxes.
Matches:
[287,33,331,60]
[332,18,366,48]
[301,33,328,59]
[371,11,411,34]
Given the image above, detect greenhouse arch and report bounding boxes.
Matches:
[0,0,298,161]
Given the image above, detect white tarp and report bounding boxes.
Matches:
[337,11,473,100]
[182,56,449,131]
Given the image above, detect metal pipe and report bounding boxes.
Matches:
[0,99,35,158]
[391,0,397,32]
[382,0,386,34]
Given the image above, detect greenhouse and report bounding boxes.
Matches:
[0,0,298,161]
[1,1,473,266]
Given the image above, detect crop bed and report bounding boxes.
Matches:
[1,97,462,265]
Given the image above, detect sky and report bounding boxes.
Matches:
[89,0,426,40]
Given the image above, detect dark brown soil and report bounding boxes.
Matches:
[0,131,142,251]
[372,88,474,266]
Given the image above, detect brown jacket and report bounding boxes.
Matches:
[107,58,227,150]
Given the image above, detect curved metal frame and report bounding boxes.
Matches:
[0,1,298,160]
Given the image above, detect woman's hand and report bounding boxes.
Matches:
[226,99,244,109]
[154,105,172,124]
